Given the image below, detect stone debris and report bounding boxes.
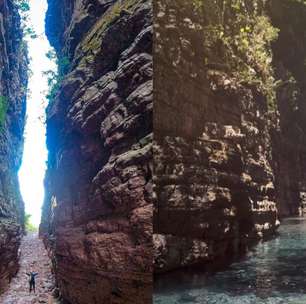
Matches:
[0,233,60,304]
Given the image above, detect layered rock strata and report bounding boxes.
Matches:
[0,0,27,291]
[41,0,152,303]
[154,0,279,273]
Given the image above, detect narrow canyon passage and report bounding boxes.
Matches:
[1,0,153,302]
[154,218,306,304]
[0,233,57,304]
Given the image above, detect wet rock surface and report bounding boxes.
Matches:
[0,233,58,304]
[41,0,153,303]
[153,0,306,277]
[154,218,306,304]
[0,0,27,290]
[153,0,279,273]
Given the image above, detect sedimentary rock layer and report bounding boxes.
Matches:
[0,0,27,291]
[41,0,152,303]
[154,0,279,273]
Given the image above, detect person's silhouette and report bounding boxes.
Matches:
[26,271,38,293]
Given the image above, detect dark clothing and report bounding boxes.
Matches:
[29,280,35,293]
[26,272,38,293]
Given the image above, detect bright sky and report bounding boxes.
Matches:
[18,0,56,226]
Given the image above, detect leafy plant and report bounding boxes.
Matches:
[15,0,38,40]
[43,49,70,103]
[16,0,30,12]
[25,213,38,232]
[193,0,279,110]
[0,96,8,126]
[24,27,38,39]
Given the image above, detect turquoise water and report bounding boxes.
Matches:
[154,218,306,304]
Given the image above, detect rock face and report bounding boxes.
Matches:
[153,0,280,273]
[41,0,152,303]
[269,0,306,217]
[0,0,27,292]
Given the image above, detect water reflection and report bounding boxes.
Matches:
[154,218,306,304]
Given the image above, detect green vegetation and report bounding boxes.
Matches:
[192,0,279,110]
[44,0,139,102]
[81,0,140,53]
[15,0,38,39]
[0,96,8,126]
[23,27,38,39]
[16,0,30,12]
[43,49,70,103]
[25,213,38,232]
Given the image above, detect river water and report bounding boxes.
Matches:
[154,218,306,304]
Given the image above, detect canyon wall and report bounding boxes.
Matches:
[41,0,152,303]
[0,0,27,291]
[153,0,300,273]
[269,0,306,217]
